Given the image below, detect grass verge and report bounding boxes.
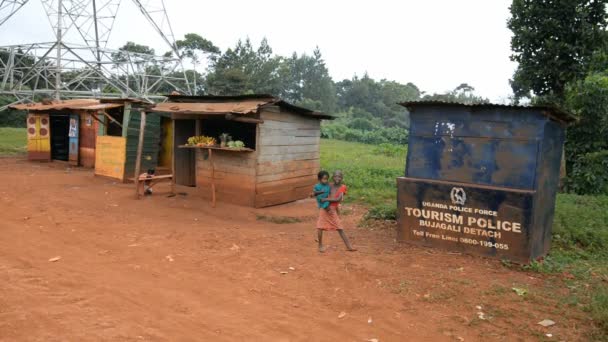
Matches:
[0,127,26,155]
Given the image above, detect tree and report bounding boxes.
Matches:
[205,38,282,95]
[111,41,155,63]
[565,73,608,168]
[335,74,421,128]
[176,33,220,94]
[508,0,608,101]
[278,48,337,113]
[422,83,489,104]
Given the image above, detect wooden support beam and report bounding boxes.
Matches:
[134,111,147,199]
[209,148,216,208]
[225,113,264,124]
[122,103,132,137]
[171,118,176,195]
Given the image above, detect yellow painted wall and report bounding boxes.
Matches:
[26,114,51,160]
[95,136,127,180]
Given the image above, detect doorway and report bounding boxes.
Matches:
[50,115,70,161]
[173,120,196,186]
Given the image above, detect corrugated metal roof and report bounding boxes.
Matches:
[164,94,275,102]
[400,101,576,124]
[10,99,123,111]
[100,97,153,104]
[151,95,334,120]
[152,100,271,115]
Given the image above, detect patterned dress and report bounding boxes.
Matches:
[316,184,347,231]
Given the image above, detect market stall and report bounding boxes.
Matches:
[144,94,333,207]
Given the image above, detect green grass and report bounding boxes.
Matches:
[0,127,26,155]
[320,139,405,207]
[320,138,608,338]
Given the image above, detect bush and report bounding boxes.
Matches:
[567,150,608,195]
[565,73,608,173]
[0,110,26,127]
[321,122,409,145]
[373,143,406,157]
[365,203,397,220]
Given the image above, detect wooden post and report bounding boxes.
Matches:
[194,119,201,188]
[122,102,131,137]
[209,148,216,207]
[195,119,201,135]
[171,118,176,195]
[133,111,147,199]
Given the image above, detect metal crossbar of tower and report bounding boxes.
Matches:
[0,0,192,111]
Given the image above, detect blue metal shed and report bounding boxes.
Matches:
[396,101,575,263]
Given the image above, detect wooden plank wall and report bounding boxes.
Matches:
[255,107,321,207]
[195,149,258,207]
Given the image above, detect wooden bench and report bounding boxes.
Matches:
[132,174,173,197]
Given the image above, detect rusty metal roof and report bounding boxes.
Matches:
[10,99,123,111]
[152,99,271,115]
[400,101,576,125]
[151,95,333,120]
[164,94,275,102]
[100,97,153,104]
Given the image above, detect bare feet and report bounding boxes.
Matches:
[346,247,357,252]
[318,245,326,253]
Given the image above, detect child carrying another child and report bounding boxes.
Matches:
[314,170,356,253]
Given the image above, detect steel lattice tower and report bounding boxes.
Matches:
[0,0,191,111]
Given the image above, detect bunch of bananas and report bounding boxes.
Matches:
[187,135,217,147]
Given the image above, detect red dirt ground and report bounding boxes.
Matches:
[0,157,591,341]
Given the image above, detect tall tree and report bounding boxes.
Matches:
[206,38,280,95]
[111,42,155,63]
[508,0,608,101]
[421,83,489,104]
[176,33,220,94]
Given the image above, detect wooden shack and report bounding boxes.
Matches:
[11,99,122,167]
[150,94,333,207]
[92,98,161,182]
[11,98,160,182]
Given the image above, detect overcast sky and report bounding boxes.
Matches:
[2,0,517,102]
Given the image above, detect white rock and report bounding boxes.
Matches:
[538,319,556,327]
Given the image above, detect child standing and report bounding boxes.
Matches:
[316,170,356,253]
[312,170,331,210]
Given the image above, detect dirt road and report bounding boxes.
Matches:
[0,158,589,341]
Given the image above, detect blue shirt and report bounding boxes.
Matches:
[314,183,330,209]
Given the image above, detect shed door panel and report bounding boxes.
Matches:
[406,136,539,190]
[68,114,79,165]
[26,114,51,161]
[173,120,196,186]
